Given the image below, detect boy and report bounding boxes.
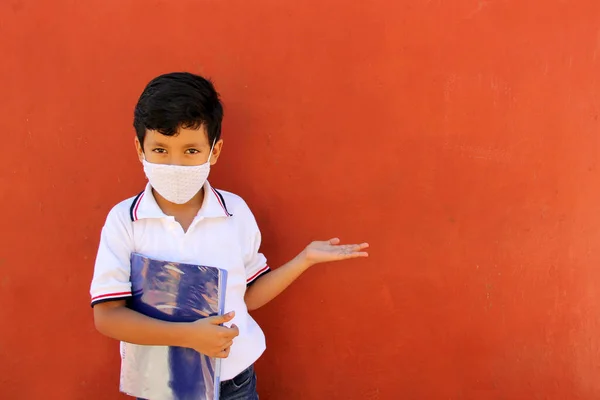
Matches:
[90,72,369,400]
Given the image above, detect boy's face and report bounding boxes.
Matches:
[135,126,223,167]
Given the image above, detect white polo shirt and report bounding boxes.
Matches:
[89,180,270,381]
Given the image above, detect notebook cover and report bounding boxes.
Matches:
[119,253,227,400]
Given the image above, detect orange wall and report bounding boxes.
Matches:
[2,1,600,399]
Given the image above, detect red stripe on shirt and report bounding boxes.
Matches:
[91,291,131,301]
[247,265,270,283]
[211,187,229,216]
[133,192,145,221]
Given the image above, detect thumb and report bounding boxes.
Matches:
[329,238,340,245]
[208,311,235,325]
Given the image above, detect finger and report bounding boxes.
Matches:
[208,311,235,325]
[221,340,234,349]
[216,347,231,358]
[337,243,369,251]
[228,324,240,338]
[328,238,340,245]
[218,324,240,339]
[344,251,369,258]
[332,245,356,254]
[343,243,369,252]
[331,245,368,258]
[350,244,369,253]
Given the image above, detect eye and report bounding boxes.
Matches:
[152,148,167,153]
[185,149,200,154]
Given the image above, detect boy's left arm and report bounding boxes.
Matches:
[244,238,369,311]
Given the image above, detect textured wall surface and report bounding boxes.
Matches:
[2,1,600,399]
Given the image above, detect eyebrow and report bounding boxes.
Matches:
[181,143,203,148]
[149,142,203,148]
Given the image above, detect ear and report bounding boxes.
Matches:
[134,137,144,163]
[209,139,224,166]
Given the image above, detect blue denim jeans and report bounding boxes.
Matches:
[136,364,258,400]
[220,365,258,400]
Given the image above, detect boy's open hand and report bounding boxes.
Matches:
[300,238,369,267]
[184,311,239,358]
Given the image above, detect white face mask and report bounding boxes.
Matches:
[142,141,216,204]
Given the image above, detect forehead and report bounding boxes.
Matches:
[145,126,209,146]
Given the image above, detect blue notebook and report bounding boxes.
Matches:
[119,253,228,400]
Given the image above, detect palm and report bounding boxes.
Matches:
[304,238,369,265]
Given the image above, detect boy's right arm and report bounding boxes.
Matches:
[93,301,239,358]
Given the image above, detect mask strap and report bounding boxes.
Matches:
[207,138,217,163]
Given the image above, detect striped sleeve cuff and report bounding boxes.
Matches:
[246,265,270,286]
[90,291,132,307]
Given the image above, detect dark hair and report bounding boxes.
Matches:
[133,72,223,148]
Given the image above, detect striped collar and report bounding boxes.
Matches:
[129,180,232,222]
